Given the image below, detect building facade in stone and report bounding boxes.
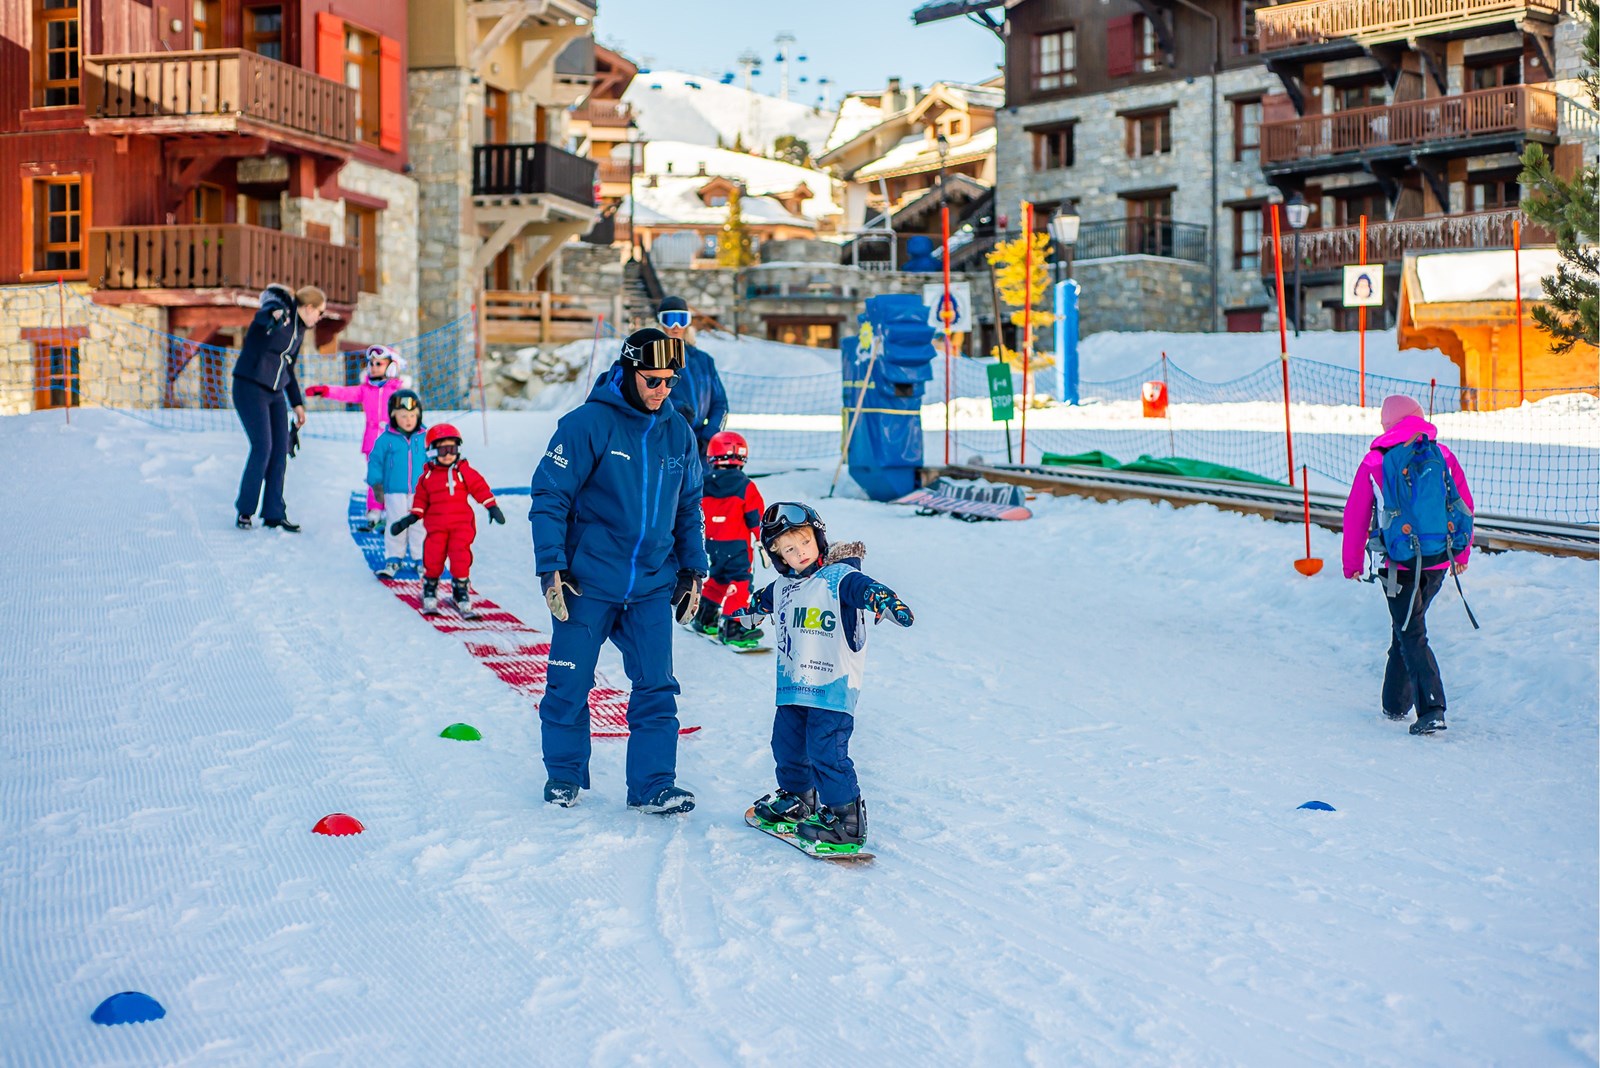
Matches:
[569,44,640,246]
[1255,0,1590,332]
[0,0,419,411]
[408,0,599,339]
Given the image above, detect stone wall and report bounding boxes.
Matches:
[0,284,166,415]
[411,68,479,334]
[1073,255,1212,336]
[340,160,421,345]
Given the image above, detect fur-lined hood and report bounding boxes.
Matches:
[824,540,865,567]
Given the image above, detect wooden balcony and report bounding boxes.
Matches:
[1258,0,1561,52]
[597,159,641,185]
[573,100,635,128]
[1259,209,1553,275]
[481,291,624,345]
[84,49,356,152]
[473,143,599,208]
[1261,85,1558,171]
[88,224,359,306]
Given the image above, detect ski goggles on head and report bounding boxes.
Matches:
[621,334,685,369]
[392,395,420,411]
[657,310,691,330]
[636,371,680,390]
[762,502,814,529]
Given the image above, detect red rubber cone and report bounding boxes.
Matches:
[312,813,365,836]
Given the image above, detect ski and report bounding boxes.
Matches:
[893,477,1032,522]
[744,807,874,862]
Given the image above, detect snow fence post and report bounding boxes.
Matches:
[1054,278,1080,405]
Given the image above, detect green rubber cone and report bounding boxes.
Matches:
[439,723,482,741]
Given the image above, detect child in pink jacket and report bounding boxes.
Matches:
[1341,394,1474,735]
[305,344,410,526]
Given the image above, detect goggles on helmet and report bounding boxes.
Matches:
[391,394,420,411]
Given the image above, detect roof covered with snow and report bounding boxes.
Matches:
[628,140,841,222]
[622,176,816,230]
[1412,248,1565,303]
[621,70,837,158]
[854,126,997,181]
[823,94,886,154]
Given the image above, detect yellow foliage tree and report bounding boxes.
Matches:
[986,229,1056,401]
[717,186,757,268]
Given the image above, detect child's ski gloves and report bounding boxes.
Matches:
[486,503,506,524]
[389,514,419,536]
[863,582,914,627]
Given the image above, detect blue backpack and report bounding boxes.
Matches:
[1374,435,1474,568]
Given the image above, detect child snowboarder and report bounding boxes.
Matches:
[389,423,505,617]
[743,502,914,852]
[1341,394,1475,735]
[364,389,427,579]
[304,344,409,528]
[690,430,766,648]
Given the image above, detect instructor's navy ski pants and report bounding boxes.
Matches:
[232,376,289,522]
[772,703,859,807]
[539,593,681,805]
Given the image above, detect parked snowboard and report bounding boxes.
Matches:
[744,807,874,862]
[893,477,1031,522]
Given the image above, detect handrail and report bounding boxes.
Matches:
[1262,85,1558,164]
[1257,0,1561,51]
[88,224,359,304]
[1258,209,1553,273]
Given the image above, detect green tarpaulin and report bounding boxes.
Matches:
[1039,450,1285,487]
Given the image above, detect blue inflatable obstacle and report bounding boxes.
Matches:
[1298,800,1336,811]
[92,991,165,1025]
[843,294,938,501]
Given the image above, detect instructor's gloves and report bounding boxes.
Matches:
[389,513,420,536]
[486,503,506,525]
[542,570,582,622]
[288,421,301,459]
[863,582,914,627]
[671,569,704,625]
[304,385,330,398]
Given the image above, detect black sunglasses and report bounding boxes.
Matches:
[638,372,680,390]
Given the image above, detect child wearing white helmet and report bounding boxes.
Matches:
[304,344,411,527]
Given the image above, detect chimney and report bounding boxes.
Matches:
[887,77,903,112]
[911,84,923,105]
[666,161,674,174]
[697,161,707,177]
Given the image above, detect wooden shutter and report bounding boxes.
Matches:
[1106,16,1135,79]
[379,35,403,152]
[316,12,344,84]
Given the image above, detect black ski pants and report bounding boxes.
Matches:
[233,376,290,522]
[1381,566,1447,721]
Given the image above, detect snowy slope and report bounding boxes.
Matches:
[3,408,1596,1065]
[1078,327,1459,385]
[623,70,836,155]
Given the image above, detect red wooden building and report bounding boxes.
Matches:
[1,0,408,359]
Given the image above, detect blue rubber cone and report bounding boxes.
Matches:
[1297,800,1336,811]
[92,991,165,1025]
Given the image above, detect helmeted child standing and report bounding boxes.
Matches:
[365,389,428,578]
[390,423,505,616]
[744,502,914,852]
[305,344,409,527]
[689,430,766,647]
[1341,394,1476,736]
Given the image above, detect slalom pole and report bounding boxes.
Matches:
[1293,464,1323,576]
[56,277,70,425]
[942,203,953,465]
[471,302,489,445]
[1358,214,1368,407]
[827,331,882,498]
[1429,377,1437,417]
[1514,218,1525,405]
[584,312,606,385]
[1270,204,1295,488]
[1162,350,1174,458]
[1020,200,1033,465]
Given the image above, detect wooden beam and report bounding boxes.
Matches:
[1410,38,1449,95]
[519,218,590,280]
[473,217,530,274]
[518,25,590,94]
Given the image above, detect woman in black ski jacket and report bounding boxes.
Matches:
[232,283,325,531]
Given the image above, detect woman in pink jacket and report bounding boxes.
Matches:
[1340,394,1474,736]
[305,344,409,525]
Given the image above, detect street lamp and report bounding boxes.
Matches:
[1285,192,1310,338]
[1047,208,1080,285]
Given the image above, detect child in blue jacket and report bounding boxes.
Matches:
[365,390,427,578]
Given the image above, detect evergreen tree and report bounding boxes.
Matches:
[717,185,757,268]
[985,229,1056,400]
[1517,0,1598,355]
[773,134,811,167]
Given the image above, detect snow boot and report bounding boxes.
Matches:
[420,577,441,615]
[691,598,719,634]
[543,779,580,807]
[375,558,401,579]
[1382,708,1409,722]
[752,788,817,829]
[1410,712,1447,735]
[263,517,301,532]
[630,785,695,815]
[452,578,476,618]
[796,798,867,848]
[718,616,764,647]
[236,513,252,530]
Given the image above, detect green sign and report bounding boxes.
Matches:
[986,361,1015,422]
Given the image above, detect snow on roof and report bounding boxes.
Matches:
[823,94,885,154]
[623,175,817,229]
[1413,248,1565,303]
[637,140,841,221]
[854,126,996,181]
[622,70,836,158]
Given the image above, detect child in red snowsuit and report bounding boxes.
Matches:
[690,431,765,646]
[389,423,504,615]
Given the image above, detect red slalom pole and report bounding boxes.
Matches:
[1294,464,1322,576]
[941,203,952,465]
[1514,218,1525,405]
[1358,214,1368,408]
[1270,204,1295,488]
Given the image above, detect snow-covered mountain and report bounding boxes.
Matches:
[623,69,837,157]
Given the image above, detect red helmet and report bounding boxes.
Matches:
[426,423,462,449]
[707,430,749,467]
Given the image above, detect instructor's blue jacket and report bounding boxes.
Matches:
[529,361,709,603]
[669,343,728,450]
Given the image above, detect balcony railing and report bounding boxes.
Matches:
[1076,219,1209,264]
[481,291,623,345]
[574,100,634,128]
[1262,85,1557,165]
[1258,0,1561,52]
[1259,209,1553,274]
[88,224,359,305]
[85,49,356,145]
[597,159,641,185]
[473,143,598,206]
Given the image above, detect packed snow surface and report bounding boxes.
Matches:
[3,407,1595,1065]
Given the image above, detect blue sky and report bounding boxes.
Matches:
[593,1,1004,105]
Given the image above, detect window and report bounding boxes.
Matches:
[345,204,380,293]
[1133,15,1161,74]
[1233,98,1262,160]
[1032,124,1075,171]
[343,24,382,147]
[1226,308,1265,332]
[33,339,80,409]
[484,87,509,144]
[1125,108,1172,157]
[33,0,80,108]
[31,175,84,272]
[1033,29,1076,93]
[192,0,221,49]
[707,194,728,207]
[699,234,718,259]
[1122,192,1173,256]
[1232,204,1263,269]
[767,318,841,349]
[244,5,284,61]
[1468,58,1521,91]
[1332,190,1385,227]
[1468,175,1520,211]
[1233,1,1267,55]
[243,195,282,229]
[1334,82,1388,112]
[193,183,225,224]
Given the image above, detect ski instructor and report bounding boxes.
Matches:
[528,327,709,815]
